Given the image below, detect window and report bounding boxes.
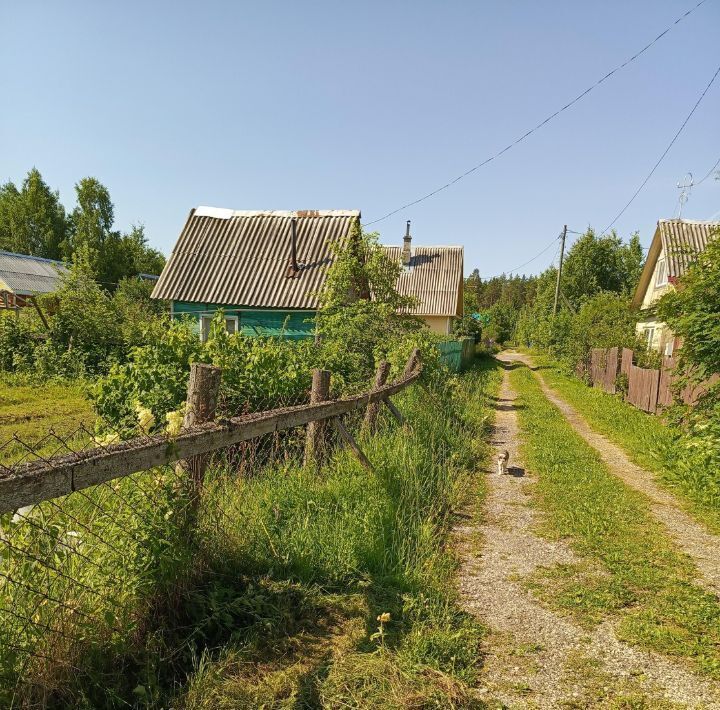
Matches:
[200,314,239,342]
[655,258,668,287]
[644,327,655,349]
[225,316,238,335]
[200,316,212,342]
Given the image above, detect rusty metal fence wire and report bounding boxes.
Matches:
[0,350,421,704]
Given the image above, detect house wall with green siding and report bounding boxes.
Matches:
[172,301,316,340]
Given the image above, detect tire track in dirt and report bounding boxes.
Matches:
[510,350,720,598]
[455,355,720,708]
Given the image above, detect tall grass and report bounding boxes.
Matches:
[532,355,720,533]
[1,357,503,707]
[183,360,502,708]
[511,362,720,678]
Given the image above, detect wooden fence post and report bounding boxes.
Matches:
[363,360,390,433]
[304,369,331,467]
[402,348,421,379]
[177,363,222,496]
[333,417,373,471]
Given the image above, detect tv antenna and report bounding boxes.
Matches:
[676,172,694,218]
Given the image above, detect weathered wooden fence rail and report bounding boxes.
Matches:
[0,351,422,514]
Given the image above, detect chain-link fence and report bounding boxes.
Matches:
[0,351,421,704]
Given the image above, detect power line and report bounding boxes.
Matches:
[600,62,720,236]
[695,155,720,185]
[477,233,561,279]
[363,0,709,227]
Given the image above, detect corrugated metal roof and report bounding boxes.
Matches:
[151,208,360,309]
[0,251,68,296]
[382,245,463,316]
[659,219,719,280]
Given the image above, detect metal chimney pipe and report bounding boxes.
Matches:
[402,220,412,266]
[288,217,299,277]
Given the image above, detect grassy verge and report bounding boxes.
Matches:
[2,357,503,708]
[181,357,503,708]
[510,362,720,679]
[0,379,95,465]
[530,354,720,534]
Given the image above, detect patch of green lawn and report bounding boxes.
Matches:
[0,379,95,466]
[531,354,720,534]
[511,362,720,679]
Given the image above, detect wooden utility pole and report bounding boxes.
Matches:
[177,363,222,496]
[304,369,331,467]
[553,225,567,317]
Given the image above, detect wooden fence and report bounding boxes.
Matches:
[587,347,716,414]
[589,347,619,394]
[0,350,422,515]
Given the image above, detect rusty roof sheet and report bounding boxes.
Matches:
[659,219,719,280]
[382,245,463,316]
[0,251,68,296]
[151,208,360,309]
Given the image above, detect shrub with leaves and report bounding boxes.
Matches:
[657,229,720,475]
[0,264,167,379]
[92,226,449,433]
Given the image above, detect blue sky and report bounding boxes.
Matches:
[1,1,719,277]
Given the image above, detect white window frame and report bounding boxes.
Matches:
[655,258,668,288]
[200,314,239,342]
[200,315,213,342]
[644,327,655,349]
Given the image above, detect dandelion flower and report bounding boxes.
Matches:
[377,612,391,623]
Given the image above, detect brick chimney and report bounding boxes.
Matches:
[402,220,412,266]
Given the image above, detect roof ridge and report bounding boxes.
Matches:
[658,218,720,225]
[381,244,464,249]
[194,206,361,219]
[0,250,67,266]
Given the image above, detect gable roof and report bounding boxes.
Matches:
[632,219,719,308]
[382,245,463,317]
[0,251,68,296]
[151,207,360,309]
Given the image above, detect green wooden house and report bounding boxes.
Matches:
[151,207,360,339]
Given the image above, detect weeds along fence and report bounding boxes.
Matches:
[0,350,422,703]
[585,347,716,414]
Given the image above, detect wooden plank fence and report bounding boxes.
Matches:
[0,350,422,515]
[627,364,660,413]
[587,347,717,415]
[590,347,618,394]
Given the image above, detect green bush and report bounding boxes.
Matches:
[0,267,167,380]
[92,311,446,435]
[516,291,651,374]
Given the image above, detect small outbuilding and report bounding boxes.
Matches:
[152,207,465,339]
[632,219,719,354]
[382,223,463,335]
[0,250,68,312]
[151,207,360,339]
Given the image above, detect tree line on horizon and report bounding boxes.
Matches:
[0,168,165,287]
[461,229,647,365]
